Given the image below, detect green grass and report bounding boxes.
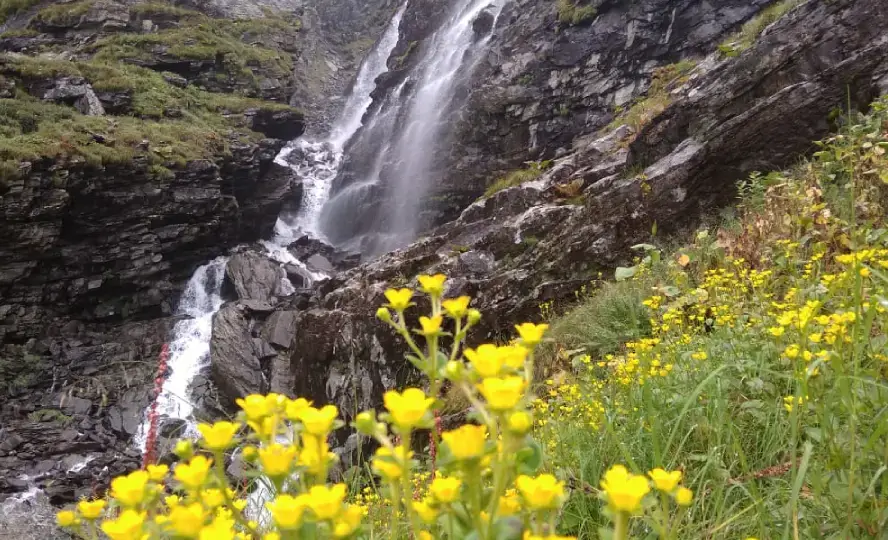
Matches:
[90,17,297,90]
[0,0,39,24]
[606,60,697,135]
[556,0,596,26]
[718,0,804,57]
[536,97,888,538]
[0,54,302,178]
[31,0,93,26]
[484,160,552,197]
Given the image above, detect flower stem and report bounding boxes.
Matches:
[614,511,629,540]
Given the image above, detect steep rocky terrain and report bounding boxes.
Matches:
[0,0,395,506]
[2,0,888,528]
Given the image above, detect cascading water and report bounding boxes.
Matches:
[319,0,506,255]
[273,3,406,244]
[133,257,228,451]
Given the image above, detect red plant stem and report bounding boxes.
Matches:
[142,343,169,469]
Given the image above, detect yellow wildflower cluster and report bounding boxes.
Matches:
[58,275,571,540]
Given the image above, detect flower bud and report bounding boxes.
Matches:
[242,445,258,462]
[507,411,532,434]
[376,307,392,323]
[444,361,464,381]
[467,309,482,325]
[355,411,377,435]
[174,439,193,460]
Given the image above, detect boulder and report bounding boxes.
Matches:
[223,251,284,304]
[245,107,305,140]
[210,303,264,403]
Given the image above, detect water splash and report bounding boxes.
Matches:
[133,257,227,451]
[320,0,506,255]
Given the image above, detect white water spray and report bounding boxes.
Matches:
[133,257,228,451]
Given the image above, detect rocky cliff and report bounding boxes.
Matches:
[0,0,395,506]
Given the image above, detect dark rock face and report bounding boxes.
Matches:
[209,0,888,453]
[223,250,285,304]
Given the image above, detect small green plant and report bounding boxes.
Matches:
[0,0,39,23]
[32,0,94,26]
[27,408,73,423]
[484,160,553,198]
[606,59,697,136]
[556,0,597,26]
[718,0,804,58]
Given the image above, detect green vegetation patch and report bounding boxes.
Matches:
[718,0,804,57]
[556,0,596,26]
[0,0,40,24]
[534,98,888,537]
[32,0,93,27]
[606,59,697,136]
[484,160,552,198]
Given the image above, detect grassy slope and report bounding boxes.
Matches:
[536,98,888,538]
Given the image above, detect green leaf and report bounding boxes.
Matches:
[515,438,543,474]
[615,266,637,281]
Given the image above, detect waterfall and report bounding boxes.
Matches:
[133,257,228,451]
[274,3,406,244]
[319,0,506,255]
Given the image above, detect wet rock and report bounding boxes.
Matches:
[245,107,305,140]
[456,250,495,276]
[224,250,284,304]
[60,396,92,416]
[210,303,264,403]
[306,254,335,274]
[262,311,298,349]
[472,8,495,37]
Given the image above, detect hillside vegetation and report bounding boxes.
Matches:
[53,97,888,539]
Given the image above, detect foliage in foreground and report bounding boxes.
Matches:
[57,98,888,539]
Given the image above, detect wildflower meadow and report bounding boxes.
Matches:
[55,99,888,539]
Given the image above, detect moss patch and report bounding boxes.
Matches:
[32,0,93,27]
[717,0,804,57]
[484,160,552,198]
[606,59,697,136]
[556,0,596,26]
[0,0,40,24]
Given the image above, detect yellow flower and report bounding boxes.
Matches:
[101,509,146,540]
[197,421,240,451]
[198,514,235,540]
[110,470,150,507]
[258,444,298,478]
[600,465,650,513]
[412,499,438,524]
[860,266,871,277]
[498,344,528,370]
[167,502,205,538]
[174,440,194,459]
[515,322,549,346]
[384,288,414,311]
[783,344,800,359]
[384,388,434,429]
[442,296,471,318]
[430,476,462,503]
[146,464,168,482]
[285,397,312,421]
[442,424,487,460]
[298,405,339,435]
[417,315,443,336]
[263,534,282,540]
[247,417,278,441]
[56,510,77,527]
[77,499,106,520]
[418,274,446,296]
[516,474,565,509]
[174,456,213,491]
[677,254,690,267]
[674,486,693,506]
[307,484,347,520]
[165,495,182,508]
[478,376,526,411]
[648,468,682,492]
[507,411,532,434]
[372,445,412,479]
[201,489,225,509]
[300,433,332,475]
[464,344,505,378]
[333,505,364,538]
[266,494,309,529]
[418,532,433,540]
[497,491,522,516]
[235,394,270,421]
